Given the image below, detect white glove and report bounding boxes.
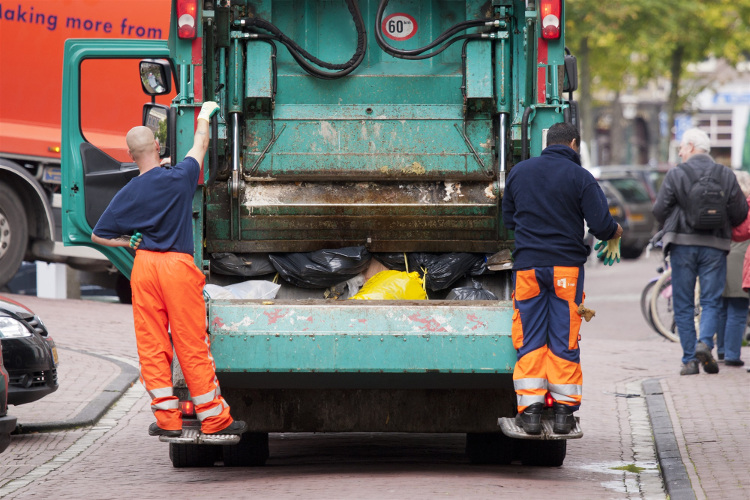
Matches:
[197,101,219,122]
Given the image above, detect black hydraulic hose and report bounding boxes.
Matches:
[236,0,366,79]
[390,34,483,61]
[375,0,487,59]
[521,106,533,161]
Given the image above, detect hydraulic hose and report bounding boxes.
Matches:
[236,0,366,80]
[375,0,493,60]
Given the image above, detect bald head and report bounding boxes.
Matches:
[126,126,158,162]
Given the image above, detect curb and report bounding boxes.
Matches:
[642,378,696,500]
[14,348,140,434]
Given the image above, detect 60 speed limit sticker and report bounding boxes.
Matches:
[382,13,417,41]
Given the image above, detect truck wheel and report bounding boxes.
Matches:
[0,183,28,289]
[222,432,269,467]
[169,443,219,468]
[519,439,566,467]
[115,273,132,304]
[465,433,515,465]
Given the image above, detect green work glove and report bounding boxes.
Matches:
[129,232,142,249]
[594,237,621,266]
[197,101,219,122]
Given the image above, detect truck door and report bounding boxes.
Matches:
[61,40,172,277]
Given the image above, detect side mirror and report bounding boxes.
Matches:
[139,59,172,96]
[563,54,578,93]
[142,104,170,158]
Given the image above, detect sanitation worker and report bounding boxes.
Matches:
[501,122,622,435]
[91,102,246,437]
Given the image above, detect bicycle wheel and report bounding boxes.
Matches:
[649,269,680,342]
[640,278,658,332]
[650,270,701,343]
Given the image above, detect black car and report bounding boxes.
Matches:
[591,167,660,259]
[0,353,17,452]
[0,295,58,405]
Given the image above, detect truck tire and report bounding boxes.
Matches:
[115,273,132,304]
[222,432,269,467]
[0,183,28,289]
[169,443,219,468]
[519,439,566,467]
[465,432,515,465]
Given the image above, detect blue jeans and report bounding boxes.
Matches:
[716,296,748,362]
[669,245,727,365]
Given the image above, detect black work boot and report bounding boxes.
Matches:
[148,423,182,437]
[553,403,576,434]
[205,420,247,435]
[515,402,543,435]
[695,342,719,374]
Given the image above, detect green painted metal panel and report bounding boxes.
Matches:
[245,41,273,99]
[465,41,493,99]
[209,300,516,374]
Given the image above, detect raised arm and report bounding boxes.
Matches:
[185,101,219,167]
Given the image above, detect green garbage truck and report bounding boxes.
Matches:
[62,0,580,467]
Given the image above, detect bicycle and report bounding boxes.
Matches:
[640,237,701,342]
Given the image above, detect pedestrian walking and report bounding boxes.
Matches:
[502,122,623,435]
[716,171,750,368]
[653,128,748,376]
[91,102,246,437]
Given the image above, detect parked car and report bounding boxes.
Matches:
[591,164,672,202]
[598,177,657,259]
[0,295,58,405]
[586,182,629,256]
[0,353,17,453]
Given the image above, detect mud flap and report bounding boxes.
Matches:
[498,416,583,440]
[159,428,241,445]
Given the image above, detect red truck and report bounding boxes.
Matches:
[0,0,171,297]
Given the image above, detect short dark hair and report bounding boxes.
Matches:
[546,122,579,147]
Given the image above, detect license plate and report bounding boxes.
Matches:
[629,213,645,222]
[51,346,59,365]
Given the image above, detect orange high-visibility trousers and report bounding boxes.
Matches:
[131,250,233,433]
[511,266,584,413]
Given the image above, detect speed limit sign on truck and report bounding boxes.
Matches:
[382,13,417,41]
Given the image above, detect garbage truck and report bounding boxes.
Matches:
[61,0,580,467]
[0,0,171,298]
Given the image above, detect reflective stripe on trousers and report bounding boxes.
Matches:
[132,250,233,433]
[512,266,584,413]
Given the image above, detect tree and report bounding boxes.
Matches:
[566,0,750,162]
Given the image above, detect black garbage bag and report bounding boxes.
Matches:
[446,280,498,300]
[211,253,276,277]
[373,252,486,291]
[269,246,372,288]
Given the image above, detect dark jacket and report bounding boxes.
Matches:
[502,144,618,269]
[652,153,748,252]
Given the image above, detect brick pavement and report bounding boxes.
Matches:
[0,281,747,498]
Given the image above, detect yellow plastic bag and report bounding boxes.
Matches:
[349,270,427,300]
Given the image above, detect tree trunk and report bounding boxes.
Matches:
[664,45,685,161]
[579,37,594,162]
[610,91,625,165]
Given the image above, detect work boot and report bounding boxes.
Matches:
[205,420,247,435]
[515,403,543,435]
[695,342,719,374]
[148,423,182,437]
[680,359,699,376]
[552,403,576,434]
